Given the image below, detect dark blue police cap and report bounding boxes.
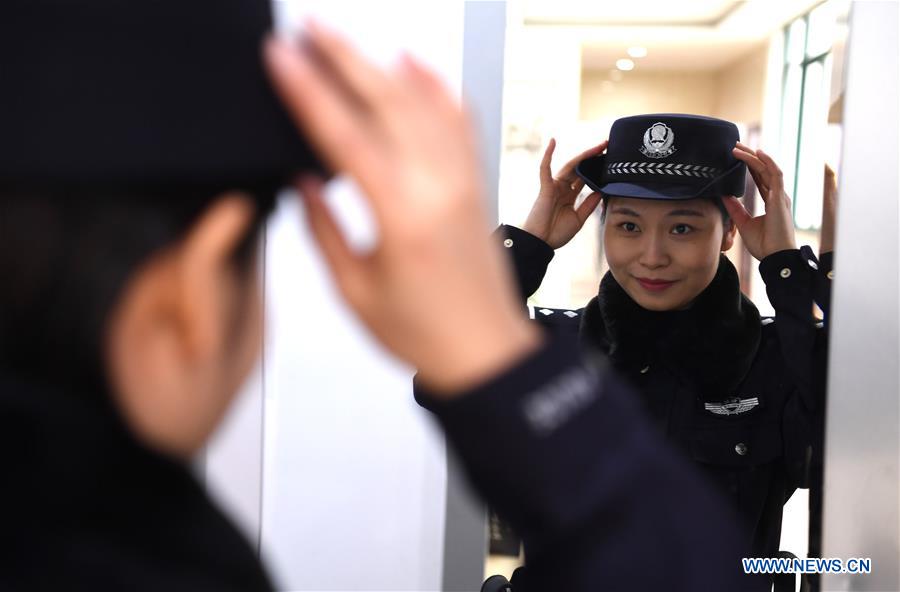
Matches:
[0,0,323,194]
[576,114,746,200]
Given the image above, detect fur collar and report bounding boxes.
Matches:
[579,255,761,399]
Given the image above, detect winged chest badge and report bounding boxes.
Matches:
[704,396,759,416]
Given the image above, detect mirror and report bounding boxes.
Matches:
[489,0,851,586]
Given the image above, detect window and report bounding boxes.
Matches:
[780,1,840,230]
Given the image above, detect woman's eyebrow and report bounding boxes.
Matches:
[609,207,640,217]
[666,209,706,217]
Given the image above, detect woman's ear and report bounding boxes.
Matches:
[720,218,738,252]
[175,195,257,361]
[106,193,258,457]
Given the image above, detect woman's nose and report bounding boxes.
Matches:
[638,234,670,269]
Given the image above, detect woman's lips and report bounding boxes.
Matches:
[636,277,677,292]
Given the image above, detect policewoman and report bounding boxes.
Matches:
[1,3,749,591]
[497,114,830,588]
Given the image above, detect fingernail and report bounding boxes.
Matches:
[397,51,422,76]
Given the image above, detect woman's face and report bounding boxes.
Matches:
[603,196,735,311]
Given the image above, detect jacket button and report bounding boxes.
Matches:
[640,365,650,374]
[779,268,792,279]
[503,238,514,248]
[827,270,834,280]
[735,443,749,456]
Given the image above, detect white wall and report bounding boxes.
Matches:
[713,43,768,125]
[822,2,899,589]
[205,2,468,590]
[581,70,718,120]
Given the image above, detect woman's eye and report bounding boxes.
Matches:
[671,224,693,235]
[619,222,639,232]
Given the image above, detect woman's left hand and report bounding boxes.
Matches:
[723,142,797,261]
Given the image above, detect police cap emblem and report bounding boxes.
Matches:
[640,122,677,159]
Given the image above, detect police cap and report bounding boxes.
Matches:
[577,113,746,201]
[0,0,321,195]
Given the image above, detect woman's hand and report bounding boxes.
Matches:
[264,23,540,395]
[723,142,797,261]
[522,139,605,249]
[820,164,837,254]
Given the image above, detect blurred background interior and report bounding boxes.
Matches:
[490,0,849,579]
[499,0,847,313]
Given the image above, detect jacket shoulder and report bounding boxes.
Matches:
[529,305,584,322]
[759,315,825,333]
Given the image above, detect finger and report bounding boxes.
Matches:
[722,196,753,230]
[732,148,771,196]
[747,166,770,197]
[576,191,602,224]
[755,149,792,217]
[734,141,757,156]
[540,138,556,185]
[264,36,385,179]
[755,149,784,192]
[556,140,608,181]
[734,142,768,192]
[397,52,457,113]
[736,149,769,195]
[823,164,837,195]
[304,19,395,113]
[732,146,767,176]
[298,176,365,294]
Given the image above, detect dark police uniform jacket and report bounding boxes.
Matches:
[2,329,752,590]
[496,224,831,567]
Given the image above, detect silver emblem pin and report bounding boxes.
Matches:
[640,122,677,159]
[704,397,759,416]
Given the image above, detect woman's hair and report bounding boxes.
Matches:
[0,187,277,393]
[599,195,732,227]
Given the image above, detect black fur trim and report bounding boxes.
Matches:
[579,255,761,398]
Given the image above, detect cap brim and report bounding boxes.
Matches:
[599,181,706,200]
[575,155,607,194]
[576,156,746,200]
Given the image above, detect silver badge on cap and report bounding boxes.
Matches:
[704,396,759,416]
[640,122,676,159]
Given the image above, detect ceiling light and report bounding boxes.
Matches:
[616,58,635,71]
[628,47,648,58]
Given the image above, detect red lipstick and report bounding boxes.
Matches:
[636,278,677,292]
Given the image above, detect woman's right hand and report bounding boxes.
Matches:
[522,139,606,249]
[264,23,540,396]
[820,163,837,254]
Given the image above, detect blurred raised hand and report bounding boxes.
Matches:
[264,22,540,395]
